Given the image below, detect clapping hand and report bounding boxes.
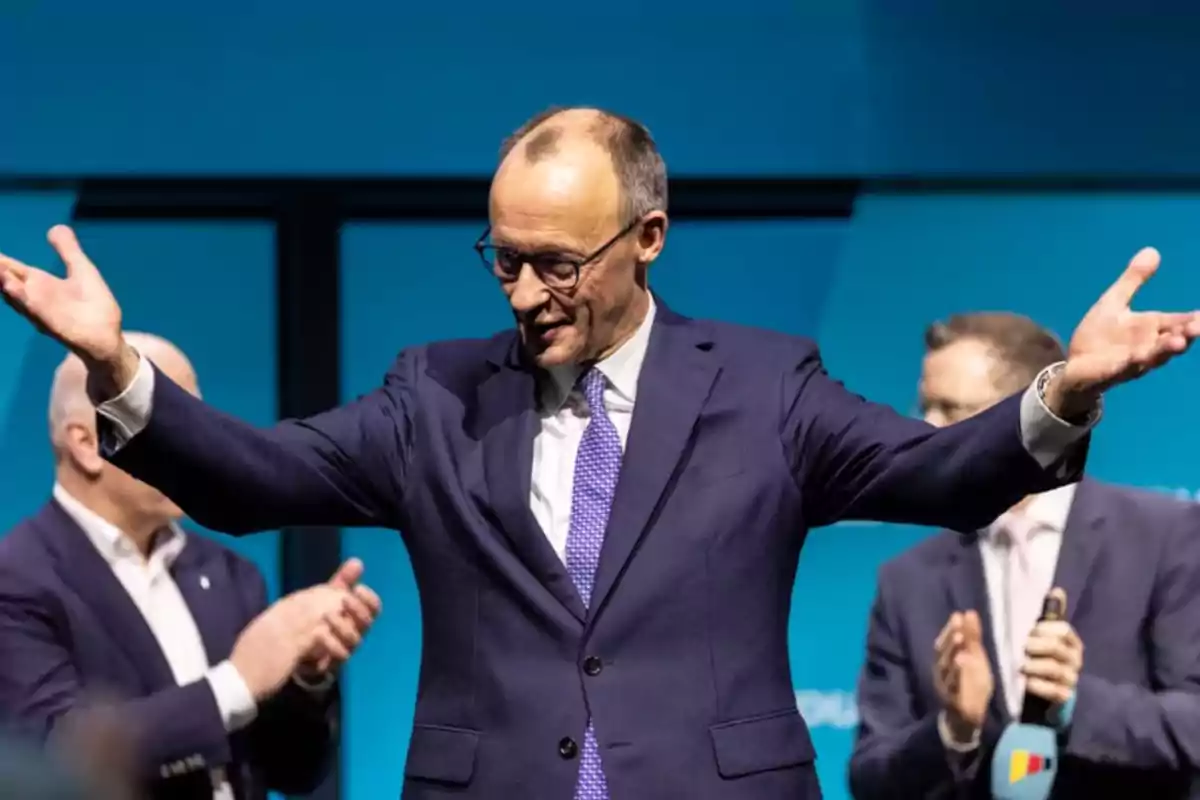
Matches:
[933,610,994,742]
[230,559,380,701]
[298,557,382,679]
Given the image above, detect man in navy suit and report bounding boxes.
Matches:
[0,334,382,800]
[850,312,1200,799]
[1,107,1197,799]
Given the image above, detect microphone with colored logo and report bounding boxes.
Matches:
[990,588,1067,800]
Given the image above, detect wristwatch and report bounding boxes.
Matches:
[1036,362,1100,426]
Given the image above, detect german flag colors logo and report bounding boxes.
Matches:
[1009,750,1054,783]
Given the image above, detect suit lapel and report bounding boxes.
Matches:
[171,542,240,665]
[479,339,587,623]
[35,502,175,692]
[1050,480,1105,624]
[589,312,719,620]
[944,533,1009,724]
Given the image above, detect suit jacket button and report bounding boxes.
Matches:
[558,737,578,759]
[583,656,603,676]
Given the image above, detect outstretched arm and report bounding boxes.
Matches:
[784,347,1091,531]
[0,225,416,536]
[784,248,1200,532]
[92,345,417,535]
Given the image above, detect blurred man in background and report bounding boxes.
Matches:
[0,731,120,800]
[849,312,1200,799]
[0,333,382,800]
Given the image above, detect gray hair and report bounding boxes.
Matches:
[499,106,669,220]
[47,332,189,449]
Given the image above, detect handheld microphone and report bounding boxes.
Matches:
[989,589,1067,800]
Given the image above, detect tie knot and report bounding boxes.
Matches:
[579,368,607,412]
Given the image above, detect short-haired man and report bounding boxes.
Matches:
[0,333,381,800]
[850,312,1200,799]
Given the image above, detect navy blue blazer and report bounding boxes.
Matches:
[850,479,1200,800]
[102,303,1082,799]
[0,501,338,800]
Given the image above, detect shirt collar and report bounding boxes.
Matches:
[983,482,1078,542]
[542,295,657,412]
[52,483,187,567]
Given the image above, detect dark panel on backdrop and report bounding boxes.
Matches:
[275,191,343,800]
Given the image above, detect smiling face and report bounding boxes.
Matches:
[487,118,665,368]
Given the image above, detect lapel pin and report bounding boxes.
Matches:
[199,575,210,590]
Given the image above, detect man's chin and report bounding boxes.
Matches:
[527,340,581,369]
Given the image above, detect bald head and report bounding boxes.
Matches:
[48,332,198,451]
[498,107,668,220]
[487,108,669,369]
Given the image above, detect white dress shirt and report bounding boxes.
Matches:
[53,484,256,800]
[981,482,1075,716]
[937,483,1077,754]
[531,299,657,560]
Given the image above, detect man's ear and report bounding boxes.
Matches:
[62,421,105,477]
[635,211,668,267]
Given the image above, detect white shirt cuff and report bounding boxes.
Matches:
[292,670,336,693]
[937,710,981,753]
[94,352,155,450]
[206,660,258,733]
[1018,363,1101,470]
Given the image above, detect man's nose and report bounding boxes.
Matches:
[508,263,549,313]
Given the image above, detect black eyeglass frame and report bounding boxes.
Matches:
[473,216,645,292]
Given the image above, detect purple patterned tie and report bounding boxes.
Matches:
[566,368,621,800]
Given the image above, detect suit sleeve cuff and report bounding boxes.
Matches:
[206,660,258,733]
[94,351,155,450]
[1019,363,1101,469]
[938,710,981,753]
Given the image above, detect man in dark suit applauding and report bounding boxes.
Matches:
[1,108,1197,799]
[0,333,381,800]
[850,313,1200,799]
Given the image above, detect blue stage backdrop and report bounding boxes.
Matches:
[0,212,281,598]
[339,200,1200,799]
[3,3,1199,176]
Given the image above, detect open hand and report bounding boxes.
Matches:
[0,225,124,365]
[1058,248,1200,404]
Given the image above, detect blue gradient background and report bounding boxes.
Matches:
[2,5,1199,177]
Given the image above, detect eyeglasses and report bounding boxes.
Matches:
[474,217,643,292]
